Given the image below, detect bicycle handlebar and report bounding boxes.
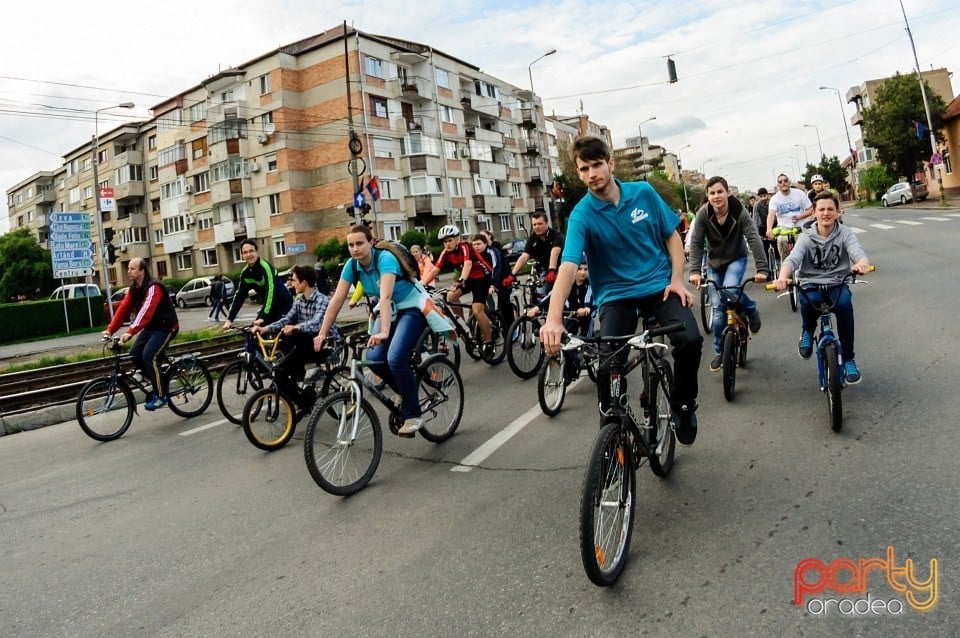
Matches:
[764,265,876,291]
[771,227,801,237]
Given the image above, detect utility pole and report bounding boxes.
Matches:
[343,21,363,223]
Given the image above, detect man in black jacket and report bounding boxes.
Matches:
[222,239,293,330]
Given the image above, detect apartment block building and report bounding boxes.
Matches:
[6,25,558,288]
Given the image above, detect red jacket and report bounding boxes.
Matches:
[107,277,179,335]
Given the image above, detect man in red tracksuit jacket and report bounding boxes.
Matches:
[103,258,180,410]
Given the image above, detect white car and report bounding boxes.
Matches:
[49,284,102,300]
[881,182,925,207]
[174,277,235,308]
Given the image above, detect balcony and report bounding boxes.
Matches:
[407,194,444,216]
[468,160,507,181]
[114,181,145,201]
[520,108,537,129]
[112,150,143,168]
[527,166,543,183]
[397,75,429,100]
[210,179,243,204]
[531,195,545,211]
[850,111,863,127]
[163,231,194,254]
[473,126,503,147]
[472,195,511,213]
[524,140,540,155]
[213,218,253,244]
[463,93,499,118]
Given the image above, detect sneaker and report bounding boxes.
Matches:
[843,360,862,385]
[798,331,814,359]
[709,355,722,372]
[481,341,495,357]
[672,404,698,446]
[145,395,168,411]
[748,310,762,334]
[398,417,423,436]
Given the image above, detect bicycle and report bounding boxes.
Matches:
[240,335,348,451]
[573,322,684,586]
[771,227,801,312]
[216,326,349,424]
[537,314,599,417]
[415,287,506,368]
[701,279,758,402]
[767,268,873,432]
[76,336,213,441]
[302,351,464,496]
[696,256,712,335]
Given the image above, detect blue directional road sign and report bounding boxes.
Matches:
[49,212,94,278]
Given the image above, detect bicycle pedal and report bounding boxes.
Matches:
[396,430,415,439]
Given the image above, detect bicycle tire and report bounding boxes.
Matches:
[242,387,296,451]
[737,324,749,368]
[479,313,507,365]
[417,357,464,443]
[824,343,843,432]
[416,326,462,371]
[216,360,264,424]
[579,421,636,587]
[303,391,382,496]
[463,316,482,362]
[789,285,799,313]
[537,354,567,417]
[767,245,779,280]
[319,365,352,400]
[699,286,713,334]
[645,363,676,478]
[165,358,213,417]
[506,316,544,379]
[76,378,135,442]
[721,329,737,402]
[585,344,599,383]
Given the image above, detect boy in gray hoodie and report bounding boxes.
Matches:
[772,192,871,383]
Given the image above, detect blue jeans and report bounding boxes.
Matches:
[129,328,176,397]
[706,257,757,355]
[366,308,427,419]
[799,285,855,360]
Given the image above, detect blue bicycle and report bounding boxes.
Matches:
[769,268,873,431]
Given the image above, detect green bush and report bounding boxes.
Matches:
[315,237,348,262]
[0,296,106,344]
[399,230,427,249]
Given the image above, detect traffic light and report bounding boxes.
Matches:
[667,57,678,84]
[361,203,372,217]
[104,227,115,242]
[107,243,118,265]
[345,205,355,217]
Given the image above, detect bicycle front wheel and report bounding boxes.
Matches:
[767,245,779,280]
[76,378,135,442]
[537,354,567,417]
[216,360,264,424]
[721,330,737,402]
[789,285,799,313]
[165,359,213,417]
[303,391,382,496]
[242,387,296,451]
[506,316,544,379]
[824,343,843,432]
[699,286,712,334]
[645,363,676,478]
[417,358,464,443]
[579,421,636,587]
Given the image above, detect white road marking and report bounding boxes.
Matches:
[869,224,896,230]
[945,213,960,218]
[451,377,585,472]
[847,226,867,234]
[920,216,951,222]
[893,220,923,225]
[180,418,230,436]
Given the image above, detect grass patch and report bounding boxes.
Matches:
[1,352,101,375]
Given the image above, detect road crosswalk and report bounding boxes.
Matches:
[842,212,959,235]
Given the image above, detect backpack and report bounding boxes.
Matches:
[353,241,421,284]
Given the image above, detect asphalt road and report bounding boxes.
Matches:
[1,207,958,637]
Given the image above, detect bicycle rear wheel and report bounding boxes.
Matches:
[579,421,636,587]
[737,324,749,368]
[242,387,296,451]
[506,316,544,379]
[537,354,567,417]
[303,391,382,496]
[417,357,464,443]
[216,360,264,424]
[645,363,676,478]
[479,313,507,365]
[721,330,737,402]
[699,286,712,334]
[76,378,135,442]
[166,359,213,417]
[823,343,843,432]
[584,343,599,383]
[415,327,461,371]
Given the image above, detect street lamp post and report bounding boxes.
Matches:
[528,49,557,224]
[819,86,856,167]
[699,158,714,182]
[803,123,824,159]
[637,116,656,180]
[678,144,691,212]
[93,102,135,321]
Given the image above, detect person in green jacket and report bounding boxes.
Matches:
[222,238,293,329]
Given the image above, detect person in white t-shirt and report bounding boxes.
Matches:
[766,173,813,259]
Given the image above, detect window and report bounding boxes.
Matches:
[149,164,158,181]
[209,118,247,144]
[98,149,108,164]
[82,158,92,172]
[266,154,277,172]
[163,216,187,235]
[473,176,496,195]
[443,140,457,160]
[373,136,397,158]
[944,149,952,175]
[365,56,384,79]
[148,135,157,150]
[66,158,79,177]
[211,157,244,182]
[57,179,65,190]
[158,143,186,166]
[98,179,109,190]
[475,80,499,99]
[379,179,397,200]
[435,68,450,88]
[194,172,210,193]
[156,260,168,278]
[384,222,402,241]
[83,185,94,199]
[157,108,182,132]
[272,236,286,256]
[154,228,164,244]
[439,105,455,123]
[268,193,281,215]
[176,253,193,271]
[261,111,273,128]
[151,198,161,213]
[68,187,80,203]
[511,182,522,199]
[188,102,206,122]
[201,248,218,267]
[120,227,148,244]
[259,73,271,95]
[401,133,440,156]
[406,175,443,195]
[232,245,244,263]
[198,212,213,230]
[460,218,472,235]
[499,215,512,232]
[27,210,34,222]
[515,214,526,231]
[221,89,235,103]
[192,138,208,159]
[448,177,463,198]
[114,165,143,185]
[468,140,493,162]
[369,95,388,119]
[160,178,186,199]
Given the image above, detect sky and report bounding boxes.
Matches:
[2,0,959,232]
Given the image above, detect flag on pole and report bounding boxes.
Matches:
[366,175,381,201]
[914,120,925,139]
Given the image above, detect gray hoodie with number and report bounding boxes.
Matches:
[783,219,867,286]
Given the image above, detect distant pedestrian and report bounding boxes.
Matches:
[209,274,228,322]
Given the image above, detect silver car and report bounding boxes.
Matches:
[174,277,235,308]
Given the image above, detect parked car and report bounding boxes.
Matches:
[501,237,528,267]
[49,284,101,301]
[103,287,130,322]
[174,277,235,308]
[881,181,927,207]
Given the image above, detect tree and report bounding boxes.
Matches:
[803,155,849,194]
[862,72,947,179]
[859,164,894,200]
[0,228,54,301]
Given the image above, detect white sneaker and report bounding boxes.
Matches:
[398,418,422,435]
